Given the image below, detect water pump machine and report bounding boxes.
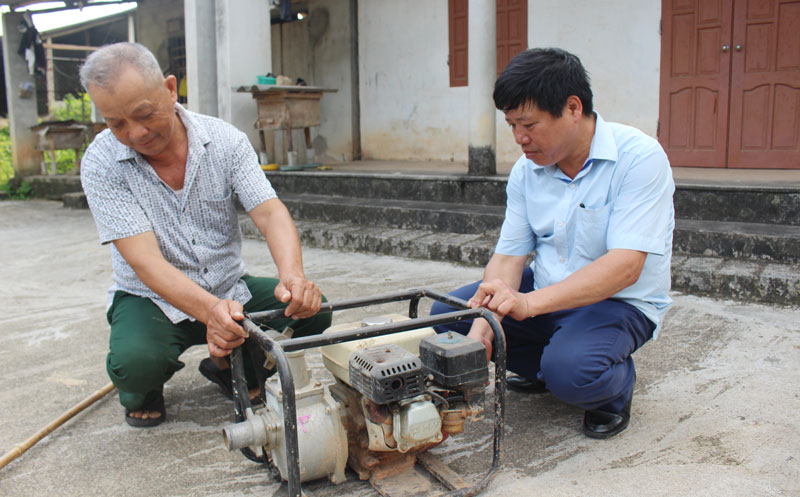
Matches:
[221,289,507,497]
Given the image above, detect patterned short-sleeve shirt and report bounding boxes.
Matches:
[81,104,277,323]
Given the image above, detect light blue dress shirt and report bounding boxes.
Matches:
[495,114,675,337]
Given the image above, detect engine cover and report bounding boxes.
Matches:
[419,332,488,389]
[349,344,425,404]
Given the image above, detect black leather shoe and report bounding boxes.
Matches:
[506,374,548,394]
[582,396,632,439]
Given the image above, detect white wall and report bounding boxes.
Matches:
[527,0,661,136]
[215,0,271,148]
[359,1,470,162]
[184,0,218,116]
[358,0,662,168]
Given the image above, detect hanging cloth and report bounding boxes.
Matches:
[17,19,46,76]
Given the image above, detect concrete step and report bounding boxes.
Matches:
[32,171,800,226]
[43,172,800,304]
[63,191,88,209]
[238,216,800,307]
[674,219,800,264]
[266,170,508,206]
[29,175,82,201]
[59,188,799,264]
[52,187,800,305]
[282,194,800,264]
[674,184,800,225]
[270,171,800,225]
[280,193,505,235]
[670,254,800,306]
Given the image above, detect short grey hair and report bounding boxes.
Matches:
[79,42,164,91]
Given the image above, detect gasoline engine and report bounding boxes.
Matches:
[222,314,489,485]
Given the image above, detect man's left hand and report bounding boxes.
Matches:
[275,275,322,319]
[468,278,531,321]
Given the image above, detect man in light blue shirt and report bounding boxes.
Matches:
[431,48,674,439]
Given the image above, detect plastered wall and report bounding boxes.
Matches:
[527,0,661,138]
[165,0,661,168]
[358,0,662,168]
[359,1,470,163]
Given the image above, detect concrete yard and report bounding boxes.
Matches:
[1,200,798,497]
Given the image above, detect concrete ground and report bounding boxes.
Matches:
[1,200,798,497]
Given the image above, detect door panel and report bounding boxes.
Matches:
[728,0,800,168]
[773,84,800,146]
[496,0,527,76]
[659,0,734,167]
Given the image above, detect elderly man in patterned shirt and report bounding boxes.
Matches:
[79,42,330,427]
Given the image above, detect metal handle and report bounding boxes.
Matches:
[735,44,743,51]
[722,44,729,52]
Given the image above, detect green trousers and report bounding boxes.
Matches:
[105,275,331,410]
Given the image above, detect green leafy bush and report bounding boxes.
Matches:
[0,175,32,199]
[51,93,92,123]
[0,125,14,185]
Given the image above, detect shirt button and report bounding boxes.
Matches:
[192,239,196,245]
[560,257,565,263]
[558,220,564,227]
[569,183,575,189]
[203,267,208,274]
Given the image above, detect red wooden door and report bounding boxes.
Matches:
[660,0,800,169]
[728,0,800,168]
[659,0,734,168]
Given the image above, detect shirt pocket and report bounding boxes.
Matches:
[573,202,611,261]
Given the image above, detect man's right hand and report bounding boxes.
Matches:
[205,299,248,357]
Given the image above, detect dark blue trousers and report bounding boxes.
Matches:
[430,268,655,414]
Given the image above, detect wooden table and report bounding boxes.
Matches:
[236,85,336,165]
[29,120,88,175]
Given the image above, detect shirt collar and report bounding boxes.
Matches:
[178,104,209,195]
[175,103,211,152]
[587,113,617,164]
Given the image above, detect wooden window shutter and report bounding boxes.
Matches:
[449,0,469,87]
[496,0,527,76]
[449,0,528,87]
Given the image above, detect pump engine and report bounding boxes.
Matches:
[222,314,489,485]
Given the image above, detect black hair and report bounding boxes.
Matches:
[493,48,593,117]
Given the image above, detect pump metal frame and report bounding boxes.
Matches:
[232,288,507,497]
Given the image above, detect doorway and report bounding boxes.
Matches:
[659,0,800,168]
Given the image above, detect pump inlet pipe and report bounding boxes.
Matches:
[0,382,116,470]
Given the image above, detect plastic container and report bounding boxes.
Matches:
[257,75,276,85]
